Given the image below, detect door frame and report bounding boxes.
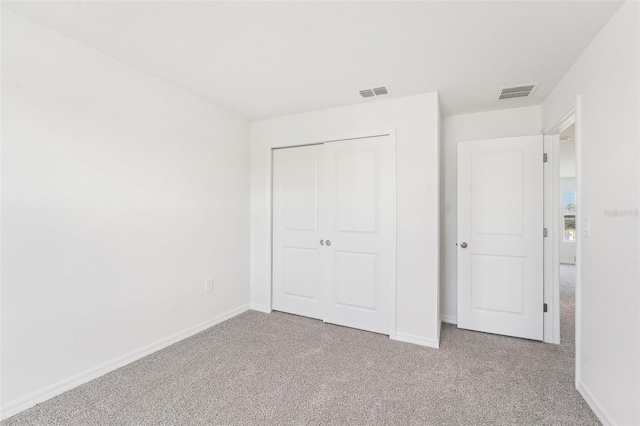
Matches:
[268,129,398,339]
[542,97,582,387]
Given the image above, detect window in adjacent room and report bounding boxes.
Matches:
[562,190,576,242]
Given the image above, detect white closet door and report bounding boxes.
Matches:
[457,135,543,340]
[272,144,324,320]
[323,136,394,335]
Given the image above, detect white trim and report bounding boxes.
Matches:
[388,131,398,340]
[551,137,562,344]
[440,315,458,325]
[577,381,615,426]
[250,304,271,313]
[574,96,583,389]
[542,135,555,343]
[542,134,562,344]
[0,304,249,421]
[267,129,398,340]
[394,332,440,349]
[548,108,577,136]
[266,129,394,150]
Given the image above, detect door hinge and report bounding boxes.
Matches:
[543,303,548,313]
[543,153,548,163]
[543,228,548,237]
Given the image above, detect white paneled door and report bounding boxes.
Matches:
[272,144,324,320]
[272,136,394,335]
[457,135,544,340]
[323,137,394,334]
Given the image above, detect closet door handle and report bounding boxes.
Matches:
[320,239,324,245]
[326,240,332,246]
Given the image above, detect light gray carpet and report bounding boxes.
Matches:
[4,265,597,425]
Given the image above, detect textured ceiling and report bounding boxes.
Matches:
[2,1,623,120]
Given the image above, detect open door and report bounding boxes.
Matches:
[457,135,544,340]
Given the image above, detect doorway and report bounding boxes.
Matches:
[557,122,578,352]
[545,115,580,346]
[559,123,577,266]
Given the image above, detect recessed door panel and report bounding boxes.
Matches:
[283,157,318,231]
[336,150,377,233]
[282,247,317,300]
[472,151,524,236]
[334,251,377,310]
[472,254,524,315]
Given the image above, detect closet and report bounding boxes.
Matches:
[272,135,395,334]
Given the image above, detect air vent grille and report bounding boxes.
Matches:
[359,89,375,98]
[498,83,540,100]
[500,92,530,100]
[359,85,390,98]
[373,86,388,96]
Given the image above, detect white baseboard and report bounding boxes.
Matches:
[576,380,615,426]
[394,332,440,349]
[250,303,271,313]
[441,315,458,325]
[0,304,249,421]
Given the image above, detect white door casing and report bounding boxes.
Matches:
[272,135,395,335]
[457,135,544,340]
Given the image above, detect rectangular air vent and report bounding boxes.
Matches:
[498,83,540,100]
[359,89,375,98]
[373,86,388,96]
[360,85,390,98]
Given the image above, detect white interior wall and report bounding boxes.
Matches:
[1,10,251,415]
[249,93,441,347]
[440,106,542,324]
[542,1,639,424]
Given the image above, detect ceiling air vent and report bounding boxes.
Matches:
[498,83,540,100]
[373,86,388,96]
[359,85,390,98]
[359,89,375,98]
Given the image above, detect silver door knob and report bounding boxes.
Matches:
[326,240,332,246]
[320,239,324,245]
[460,242,468,248]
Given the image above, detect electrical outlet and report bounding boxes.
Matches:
[204,277,214,293]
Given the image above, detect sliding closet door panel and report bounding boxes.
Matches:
[323,136,394,334]
[272,145,324,319]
